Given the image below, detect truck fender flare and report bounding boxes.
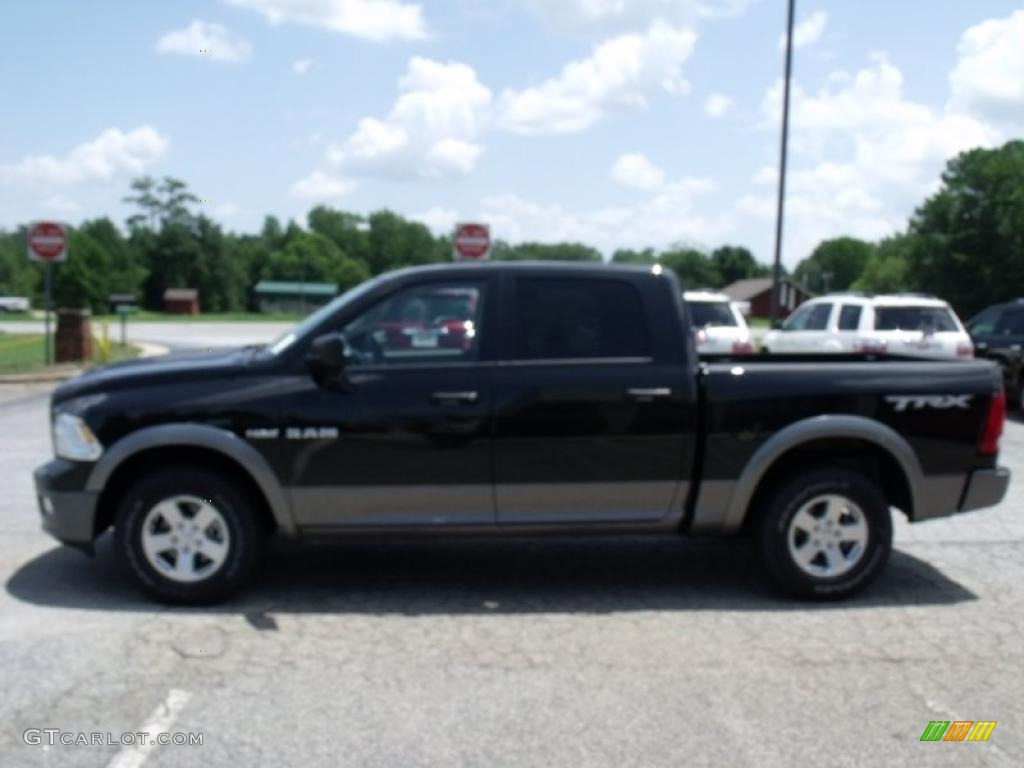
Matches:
[722,415,924,533]
[86,424,296,535]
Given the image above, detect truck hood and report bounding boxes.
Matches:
[51,347,254,404]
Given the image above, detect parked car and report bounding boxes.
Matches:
[0,296,30,312]
[967,298,1024,408]
[35,263,1009,604]
[683,290,754,355]
[762,293,974,359]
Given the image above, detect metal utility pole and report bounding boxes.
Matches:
[769,0,796,324]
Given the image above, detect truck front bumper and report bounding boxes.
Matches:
[34,459,99,551]
[960,466,1010,512]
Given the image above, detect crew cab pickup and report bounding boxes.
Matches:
[34,263,1011,603]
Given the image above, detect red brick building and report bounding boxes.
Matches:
[163,288,200,315]
[722,277,811,320]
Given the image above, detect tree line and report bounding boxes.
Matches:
[0,140,1020,319]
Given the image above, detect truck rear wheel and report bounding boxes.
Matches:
[757,468,892,599]
[114,467,264,604]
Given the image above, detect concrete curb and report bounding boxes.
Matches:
[0,342,169,384]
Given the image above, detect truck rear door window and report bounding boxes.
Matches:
[513,278,651,360]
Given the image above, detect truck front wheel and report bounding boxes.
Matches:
[757,468,892,599]
[114,467,264,604]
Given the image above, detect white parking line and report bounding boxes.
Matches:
[105,689,191,768]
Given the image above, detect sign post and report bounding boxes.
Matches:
[452,223,491,262]
[27,221,69,365]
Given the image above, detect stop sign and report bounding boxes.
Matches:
[453,223,490,261]
[27,221,68,263]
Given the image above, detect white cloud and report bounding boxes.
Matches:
[526,0,754,33]
[423,139,482,179]
[610,153,666,190]
[779,10,827,51]
[411,205,459,235]
[0,126,168,186]
[750,54,1003,262]
[949,9,1024,128]
[156,19,252,62]
[478,176,719,253]
[42,194,83,218]
[327,57,491,180]
[704,92,733,118]
[496,21,696,134]
[292,57,314,74]
[289,170,355,200]
[224,0,428,42]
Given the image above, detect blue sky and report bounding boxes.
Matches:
[1,1,1022,266]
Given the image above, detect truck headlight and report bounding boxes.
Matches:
[53,412,103,461]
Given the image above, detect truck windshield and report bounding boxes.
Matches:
[689,302,737,327]
[266,275,386,356]
[874,306,958,332]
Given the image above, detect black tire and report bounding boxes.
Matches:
[757,467,892,600]
[114,467,264,604]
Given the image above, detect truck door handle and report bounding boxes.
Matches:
[626,387,672,401]
[431,391,479,405]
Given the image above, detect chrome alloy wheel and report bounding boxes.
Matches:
[140,495,231,583]
[786,494,869,578]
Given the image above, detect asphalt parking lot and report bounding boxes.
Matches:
[0,383,1021,767]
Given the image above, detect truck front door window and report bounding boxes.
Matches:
[342,282,485,366]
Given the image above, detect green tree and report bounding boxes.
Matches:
[659,248,720,289]
[494,242,602,261]
[52,228,111,310]
[710,245,770,286]
[793,237,874,293]
[124,176,198,231]
[852,234,915,293]
[308,206,371,267]
[0,228,39,301]
[79,218,145,296]
[906,140,1024,317]
[611,248,657,264]
[263,231,369,292]
[367,211,443,274]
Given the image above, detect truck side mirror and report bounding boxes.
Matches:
[312,332,347,369]
[771,319,783,330]
[307,332,352,390]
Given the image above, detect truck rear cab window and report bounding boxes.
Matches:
[513,278,651,359]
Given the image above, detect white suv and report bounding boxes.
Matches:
[762,294,973,359]
[684,291,754,355]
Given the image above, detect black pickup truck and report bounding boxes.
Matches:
[34,262,1010,603]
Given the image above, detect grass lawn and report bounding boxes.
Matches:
[748,317,771,328]
[0,332,142,374]
[0,311,302,323]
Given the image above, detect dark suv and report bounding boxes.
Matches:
[968,298,1024,408]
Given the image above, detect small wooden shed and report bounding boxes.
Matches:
[163,288,200,315]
